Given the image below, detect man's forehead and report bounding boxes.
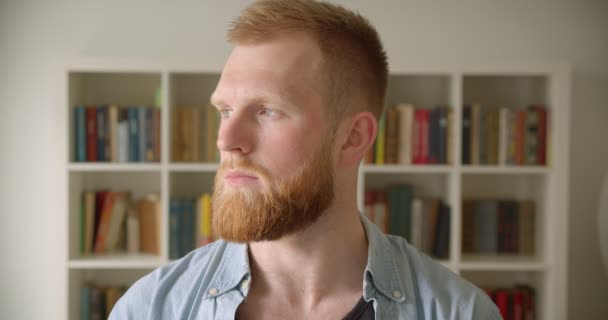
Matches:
[214,34,324,106]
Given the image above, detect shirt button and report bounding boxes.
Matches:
[209,288,218,296]
[392,291,402,298]
[241,279,250,289]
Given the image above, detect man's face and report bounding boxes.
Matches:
[210,33,336,243]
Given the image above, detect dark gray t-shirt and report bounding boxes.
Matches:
[342,297,374,320]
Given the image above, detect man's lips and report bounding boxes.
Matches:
[224,170,259,184]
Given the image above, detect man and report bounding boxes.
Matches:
[111,1,501,319]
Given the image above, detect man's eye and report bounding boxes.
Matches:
[219,109,233,118]
[259,108,277,117]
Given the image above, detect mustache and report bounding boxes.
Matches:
[219,158,270,179]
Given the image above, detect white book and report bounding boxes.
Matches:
[127,210,140,254]
[396,104,414,165]
[118,122,129,162]
[410,198,423,250]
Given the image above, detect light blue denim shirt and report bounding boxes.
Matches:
[110,214,501,319]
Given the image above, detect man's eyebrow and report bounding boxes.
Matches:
[210,92,293,109]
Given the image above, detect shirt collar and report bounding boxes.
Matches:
[202,240,250,300]
[360,213,410,304]
[202,214,412,304]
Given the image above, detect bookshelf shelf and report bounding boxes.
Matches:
[68,255,165,269]
[64,62,570,320]
[68,163,162,172]
[460,165,551,175]
[168,163,219,172]
[362,164,453,174]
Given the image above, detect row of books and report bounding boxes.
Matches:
[172,106,219,162]
[79,191,160,255]
[484,285,536,320]
[169,194,215,260]
[81,284,126,320]
[462,199,535,255]
[365,187,451,259]
[73,105,161,162]
[462,105,548,166]
[366,105,454,165]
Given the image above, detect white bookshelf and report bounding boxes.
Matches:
[64,60,570,320]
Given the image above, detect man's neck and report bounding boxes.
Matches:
[245,202,368,313]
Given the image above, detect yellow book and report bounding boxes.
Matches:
[375,113,386,165]
[198,193,213,246]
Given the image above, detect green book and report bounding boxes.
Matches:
[388,185,413,241]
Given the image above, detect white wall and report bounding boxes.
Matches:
[1,0,607,318]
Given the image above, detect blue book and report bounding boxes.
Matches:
[169,200,182,260]
[138,107,147,162]
[145,107,154,162]
[128,107,139,162]
[81,285,90,320]
[74,106,87,162]
[96,106,107,161]
[387,185,413,241]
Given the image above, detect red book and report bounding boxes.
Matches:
[495,290,509,320]
[513,289,524,320]
[94,192,116,254]
[364,191,376,222]
[86,106,98,162]
[413,109,430,164]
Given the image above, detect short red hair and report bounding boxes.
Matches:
[227,0,388,122]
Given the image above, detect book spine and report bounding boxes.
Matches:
[126,209,140,254]
[375,113,386,165]
[96,106,106,162]
[75,106,87,162]
[438,107,448,164]
[129,107,139,162]
[108,105,118,162]
[146,107,155,162]
[86,106,98,162]
[169,200,181,260]
[154,108,161,162]
[139,107,147,162]
[462,105,472,165]
[387,185,412,241]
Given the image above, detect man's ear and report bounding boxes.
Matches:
[336,111,378,168]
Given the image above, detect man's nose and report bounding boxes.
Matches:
[216,112,253,155]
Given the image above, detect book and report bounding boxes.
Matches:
[462,105,472,164]
[433,202,450,259]
[94,192,116,254]
[395,104,414,165]
[126,208,140,254]
[470,104,481,165]
[74,106,87,162]
[86,106,98,161]
[138,194,160,254]
[375,113,386,165]
[385,108,399,164]
[108,104,118,162]
[105,192,128,252]
[128,107,139,162]
[96,106,107,161]
[197,193,213,247]
[84,191,96,254]
[387,185,412,241]
[169,199,182,259]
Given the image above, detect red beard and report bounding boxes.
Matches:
[212,141,335,243]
